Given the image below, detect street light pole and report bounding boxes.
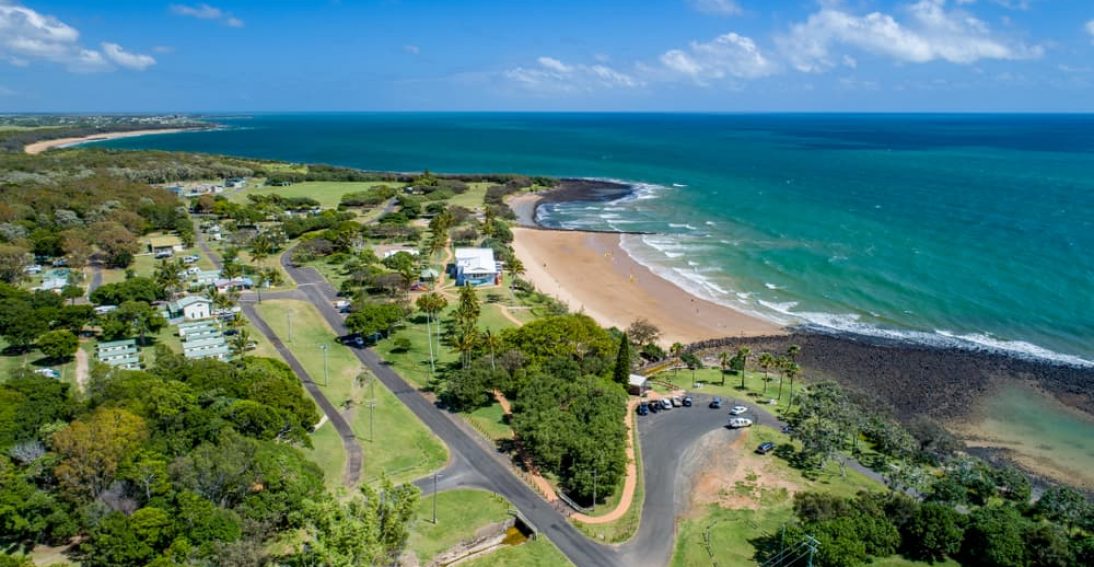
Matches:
[592,468,598,513]
[320,344,328,386]
[287,312,293,344]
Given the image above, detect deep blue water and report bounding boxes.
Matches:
[99,113,1094,365]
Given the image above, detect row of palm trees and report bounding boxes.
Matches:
[667,342,804,406]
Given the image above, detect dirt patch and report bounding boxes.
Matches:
[682,429,801,517]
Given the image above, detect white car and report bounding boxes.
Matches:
[728,417,753,429]
[729,405,749,416]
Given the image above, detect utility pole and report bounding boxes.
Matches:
[287,312,293,344]
[366,400,376,442]
[432,472,444,524]
[320,344,328,386]
[806,534,819,567]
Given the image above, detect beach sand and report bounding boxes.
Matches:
[511,227,783,345]
[23,128,197,155]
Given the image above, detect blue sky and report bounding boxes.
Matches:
[2,0,1093,112]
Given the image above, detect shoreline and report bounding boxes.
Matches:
[23,127,205,155]
[511,227,784,345]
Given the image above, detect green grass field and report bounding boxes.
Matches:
[304,420,347,490]
[254,299,447,485]
[228,181,403,209]
[464,402,513,443]
[461,537,572,567]
[407,489,511,563]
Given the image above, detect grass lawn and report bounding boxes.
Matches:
[445,182,490,209]
[228,181,403,209]
[254,299,447,485]
[464,402,513,443]
[651,367,799,417]
[461,537,572,567]
[375,311,456,391]
[407,489,511,564]
[304,420,347,490]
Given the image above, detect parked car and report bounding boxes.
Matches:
[637,403,649,416]
[34,368,60,379]
[709,397,722,409]
[781,425,793,434]
[648,400,661,413]
[728,417,753,429]
[670,396,682,407]
[660,398,673,410]
[682,396,693,407]
[729,405,749,416]
[756,441,776,455]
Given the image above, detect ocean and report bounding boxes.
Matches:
[98,113,1094,366]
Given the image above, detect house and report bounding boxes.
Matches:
[214,277,253,292]
[37,276,68,293]
[225,177,246,189]
[419,268,439,282]
[165,295,212,321]
[191,269,222,286]
[148,235,184,256]
[628,374,651,396]
[23,264,42,275]
[96,339,140,370]
[452,248,499,287]
[177,320,219,339]
[182,336,231,361]
[381,247,420,259]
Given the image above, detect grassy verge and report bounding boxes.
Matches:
[463,402,513,443]
[227,181,403,209]
[461,536,573,567]
[304,420,347,490]
[407,489,511,564]
[254,299,447,485]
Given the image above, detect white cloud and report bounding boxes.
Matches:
[505,56,640,93]
[1086,19,1094,43]
[0,1,154,72]
[777,0,1043,72]
[170,3,244,27]
[688,0,742,17]
[403,44,420,55]
[102,42,156,70]
[660,32,777,82]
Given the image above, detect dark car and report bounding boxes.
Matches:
[637,403,649,416]
[781,425,793,434]
[709,396,722,409]
[648,400,661,413]
[682,396,693,407]
[756,441,776,455]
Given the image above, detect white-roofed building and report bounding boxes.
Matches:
[453,248,498,287]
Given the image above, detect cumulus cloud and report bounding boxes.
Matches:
[660,32,777,82]
[777,0,1042,72]
[102,42,156,70]
[170,3,244,27]
[505,56,640,93]
[1086,19,1094,43]
[688,0,742,16]
[0,1,154,72]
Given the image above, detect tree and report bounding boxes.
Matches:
[785,360,801,407]
[344,302,403,339]
[454,283,481,335]
[113,300,166,345]
[229,328,253,358]
[961,505,1028,567]
[758,352,775,394]
[0,301,47,351]
[613,332,632,386]
[734,346,751,388]
[52,407,148,499]
[1034,486,1089,532]
[415,291,448,376]
[903,502,965,562]
[36,329,78,360]
[626,318,661,347]
[294,477,420,566]
[153,258,186,299]
[92,222,139,268]
[60,284,84,305]
[669,342,684,378]
[680,352,702,383]
[0,244,29,284]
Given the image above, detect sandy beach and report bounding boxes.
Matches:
[24,128,198,155]
[512,227,783,345]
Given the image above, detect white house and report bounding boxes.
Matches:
[453,248,499,286]
[628,374,650,396]
[168,296,212,321]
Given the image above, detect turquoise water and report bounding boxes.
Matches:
[100,114,1094,365]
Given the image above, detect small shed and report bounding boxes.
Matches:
[148,235,184,255]
[628,374,650,396]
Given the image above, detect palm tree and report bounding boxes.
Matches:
[229,328,252,358]
[670,342,684,378]
[482,329,501,371]
[775,356,788,403]
[787,344,801,363]
[718,351,731,383]
[758,352,775,395]
[505,257,525,302]
[454,328,479,369]
[785,360,801,408]
[415,292,448,375]
[154,259,186,299]
[737,346,751,389]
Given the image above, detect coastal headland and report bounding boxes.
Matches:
[510,180,1094,490]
